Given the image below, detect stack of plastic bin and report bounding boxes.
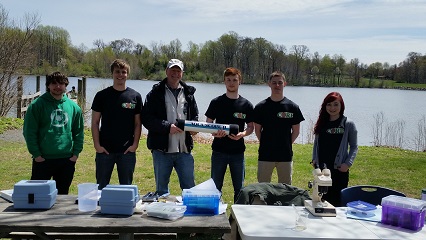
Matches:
[381,195,426,231]
[99,185,139,215]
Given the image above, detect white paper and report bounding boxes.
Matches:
[190,178,217,190]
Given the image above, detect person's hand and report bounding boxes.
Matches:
[94,145,109,154]
[211,130,227,138]
[338,163,350,172]
[69,155,78,162]
[34,156,45,162]
[228,132,244,141]
[170,124,183,134]
[124,144,138,154]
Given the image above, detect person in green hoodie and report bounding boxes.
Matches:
[23,72,84,194]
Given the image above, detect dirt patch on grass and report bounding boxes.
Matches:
[0,129,25,142]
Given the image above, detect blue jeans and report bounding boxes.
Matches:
[211,151,245,202]
[95,152,136,190]
[152,150,195,196]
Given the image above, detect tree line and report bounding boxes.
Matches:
[24,29,426,87]
[1,5,426,116]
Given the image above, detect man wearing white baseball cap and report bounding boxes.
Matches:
[166,58,184,70]
[142,58,199,197]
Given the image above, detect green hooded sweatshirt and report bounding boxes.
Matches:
[23,92,84,159]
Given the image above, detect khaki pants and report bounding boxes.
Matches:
[257,161,293,184]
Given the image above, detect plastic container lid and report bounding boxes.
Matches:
[100,188,135,203]
[347,200,377,211]
[13,180,56,195]
[182,189,221,197]
[145,202,187,221]
[381,195,426,212]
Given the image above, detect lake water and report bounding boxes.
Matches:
[19,75,426,150]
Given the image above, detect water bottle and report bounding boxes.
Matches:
[422,189,426,201]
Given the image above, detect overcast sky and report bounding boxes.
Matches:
[2,0,425,66]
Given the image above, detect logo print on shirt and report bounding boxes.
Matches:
[233,112,246,119]
[122,103,135,109]
[277,112,293,118]
[326,127,345,134]
[50,109,68,127]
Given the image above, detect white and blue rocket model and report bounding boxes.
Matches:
[176,119,239,135]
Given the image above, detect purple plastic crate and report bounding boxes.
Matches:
[381,195,426,231]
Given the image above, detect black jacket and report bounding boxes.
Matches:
[142,78,199,152]
[235,183,311,206]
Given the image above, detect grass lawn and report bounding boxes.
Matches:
[1,129,425,205]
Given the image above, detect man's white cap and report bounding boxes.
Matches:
[166,59,184,71]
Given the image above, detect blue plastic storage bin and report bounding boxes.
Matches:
[12,180,57,209]
[105,184,139,207]
[99,187,136,215]
[182,189,220,216]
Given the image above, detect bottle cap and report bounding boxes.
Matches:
[422,189,426,194]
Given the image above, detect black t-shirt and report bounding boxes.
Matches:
[253,97,304,162]
[205,94,254,154]
[91,86,143,153]
[318,116,344,169]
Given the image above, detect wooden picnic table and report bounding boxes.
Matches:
[0,195,231,240]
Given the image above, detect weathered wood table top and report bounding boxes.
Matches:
[0,195,230,239]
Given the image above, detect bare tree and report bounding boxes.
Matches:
[305,118,315,144]
[371,112,385,147]
[161,39,183,60]
[0,5,40,116]
[412,115,426,152]
[290,45,309,84]
[384,120,405,148]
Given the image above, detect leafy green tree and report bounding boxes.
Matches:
[199,40,222,79]
[319,54,334,85]
[218,31,240,68]
[182,41,201,74]
[311,66,320,84]
[333,54,346,85]
[237,37,256,82]
[34,25,71,73]
[349,58,361,87]
[253,37,273,82]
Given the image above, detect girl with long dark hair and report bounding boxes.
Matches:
[311,92,358,207]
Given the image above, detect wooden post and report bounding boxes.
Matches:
[36,76,40,92]
[82,77,87,103]
[81,77,87,112]
[77,79,83,107]
[46,75,48,92]
[16,76,23,118]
